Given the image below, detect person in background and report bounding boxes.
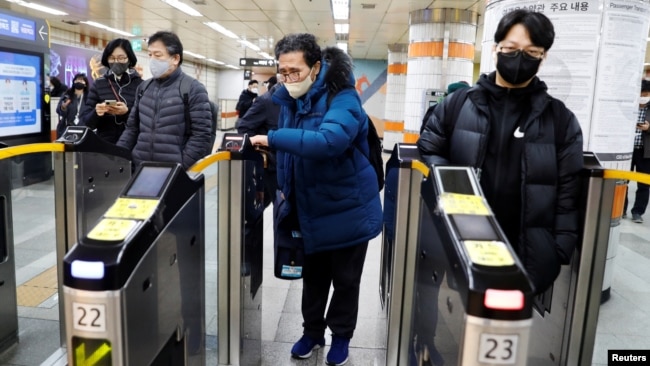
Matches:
[420,80,471,133]
[80,38,143,144]
[249,33,382,366]
[49,76,67,97]
[117,31,211,170]
[417,9,583,294]
[624,80,650,223]
[236,79,258,118]
[237,75,280,207]
[55,73,88,138]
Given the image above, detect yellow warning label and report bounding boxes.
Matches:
[104,198,159,220]
[87,219,138,241]
[439,193,490,215]
[464,241,515,267]
[72,336,112,366]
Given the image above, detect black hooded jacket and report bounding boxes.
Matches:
[417,72,584,293]
[236,89,257,118]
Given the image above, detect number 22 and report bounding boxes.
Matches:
[77,306,101,328]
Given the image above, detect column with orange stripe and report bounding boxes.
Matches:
[383,44,408,152]
[403,9,477,143]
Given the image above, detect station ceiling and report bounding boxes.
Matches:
[0,0,648,72]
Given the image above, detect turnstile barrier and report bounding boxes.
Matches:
[209,133,264,366]
[63,162,205,366]
[0,143,18,354]
[382,143,536,366]
[413,165,535,366]
[0,128,133,360]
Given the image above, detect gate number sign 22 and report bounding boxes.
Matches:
[478,333,519,364]
[73,302,106,332]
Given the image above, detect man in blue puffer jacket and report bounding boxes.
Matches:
[117,31,211,170]
[250,33,382,366]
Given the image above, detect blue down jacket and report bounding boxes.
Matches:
[269,48,383,255]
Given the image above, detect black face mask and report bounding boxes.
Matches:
[109,62,129,76]
[496,52,542,85]
[73,82,85,90]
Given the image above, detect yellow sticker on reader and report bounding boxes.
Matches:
[439,193,490,215]
[87,219,138,241]
[464,241,515,267]
[104,198,159,220]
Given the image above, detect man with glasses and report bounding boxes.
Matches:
[418,9,584,294]
[249,33,382,365]
[117,31,212,169]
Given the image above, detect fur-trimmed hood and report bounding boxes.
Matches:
[321,46,355,95]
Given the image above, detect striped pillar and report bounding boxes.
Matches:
[403,8,477,143]
[383,43,408,152]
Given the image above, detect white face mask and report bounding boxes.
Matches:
[285,68,314,99]
[639,96,650,105]
[149,58,171,79]
[251,87,259,94]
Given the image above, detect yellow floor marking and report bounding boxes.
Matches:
[16,266,58,307]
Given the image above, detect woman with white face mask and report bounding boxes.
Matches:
[249,33,382,366]
[79,38,143,144]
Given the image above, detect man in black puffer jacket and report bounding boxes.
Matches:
[117,31,211,170]
[418,9,583,294]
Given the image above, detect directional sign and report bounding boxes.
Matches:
[0,9,49,49]
[239,58,277,67]
[38,25,47,41]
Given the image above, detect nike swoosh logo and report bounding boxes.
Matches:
[514,127,524,138]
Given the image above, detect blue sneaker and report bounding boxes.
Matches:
[291,335,325,359]
[326,335,350,365]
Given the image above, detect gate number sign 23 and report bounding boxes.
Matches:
[73,302,106,332]
[478,333,519,364]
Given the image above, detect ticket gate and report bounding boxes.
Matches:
[62,162,205,365]
[0,144,18,354]
[208,133,264,366]
[0,127,132,360]
[382,143,535,366]
[526,153,613,365]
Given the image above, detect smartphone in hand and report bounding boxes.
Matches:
[104,100,117,106]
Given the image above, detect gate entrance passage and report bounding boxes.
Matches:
[62,162,205,365]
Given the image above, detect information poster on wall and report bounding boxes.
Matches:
[0,50,41,138]
[589,0,650,161]
[481,0,650,164]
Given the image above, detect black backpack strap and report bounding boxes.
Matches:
[133,78,153,133]
[178,74,193,139]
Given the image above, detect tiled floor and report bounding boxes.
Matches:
[0,160,648,366]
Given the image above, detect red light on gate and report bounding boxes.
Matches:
[484,289,524,310]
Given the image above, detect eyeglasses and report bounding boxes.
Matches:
[277,68,310,83]
[498,46,544,60]
[108,55,129,63]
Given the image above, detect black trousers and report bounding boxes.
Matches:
[301,242,369,340]
[625,148,650,216]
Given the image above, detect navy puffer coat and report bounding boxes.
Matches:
[269,47,383,254]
